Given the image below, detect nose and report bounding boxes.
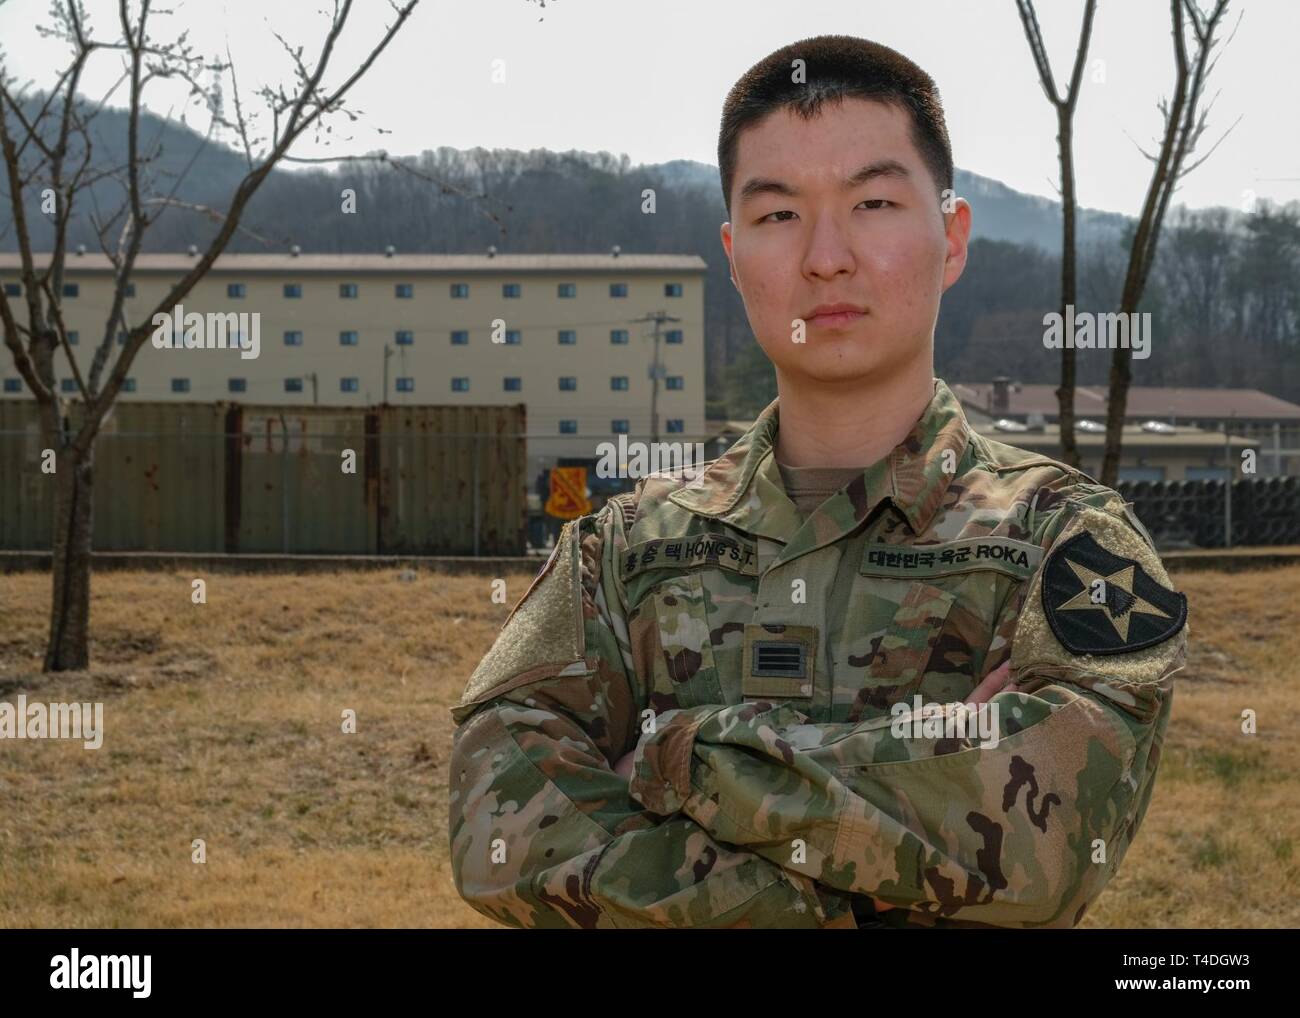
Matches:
[800,211,856,281]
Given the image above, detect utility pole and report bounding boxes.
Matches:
[632,310,680,444]
[382,343,394,404]
[305,371,318,405]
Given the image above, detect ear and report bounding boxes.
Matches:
[720,221,739,290]
[941,197,972,293]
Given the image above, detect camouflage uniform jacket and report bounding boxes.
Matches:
[447,378,1188,928]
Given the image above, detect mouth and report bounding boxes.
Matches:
[805,304,867,329]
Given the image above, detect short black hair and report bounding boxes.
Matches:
[718,34,953,216]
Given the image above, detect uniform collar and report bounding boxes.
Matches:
[669,378,972,548]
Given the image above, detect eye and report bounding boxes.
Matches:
[757,210,797,224]
[858,199,894,210]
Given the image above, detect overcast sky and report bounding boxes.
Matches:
[1,0,1296,217]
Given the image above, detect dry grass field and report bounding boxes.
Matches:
[0,563,1296,928]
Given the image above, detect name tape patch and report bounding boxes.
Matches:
[621,534,759,579]
[860,537,1043,580]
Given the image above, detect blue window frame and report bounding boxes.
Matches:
[666,329,683,344]
[610,329,628,344]
[283,283,302,298]
[612,419,629,434]
[609,283,627,298]
[611,376,628,391]
[60,378,77,393]
[2,378,21,392]
[285,378,303,393]
[504,377,522,392]
[395,330,414,346]
[171,378,190,393]
[122,378,136,393]
[62,283,79,298]
[558,283,576,298]
[665,282,683,297]
[228,378,247,393]
[3,282,20,297]
[395,283,413,298]
[227,283,246,298]
[666,419,684,433]
[666,376,684,390]
[123,283,136,297]
[284,330,303,346]
[503,330,521,345]
[340,377,359,393]
[559,377,577,391]
[340,331,359,346]
[451,283,469,298]
[339,283,358,298]
[451,331,469,345]
[558,330,576,345]
[67,331,78,345]
[396,377,414,392]
[451,377,470,392]
[502,283,521,298]
[559,420,578,434]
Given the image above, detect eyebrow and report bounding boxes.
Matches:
[737,159,911,206]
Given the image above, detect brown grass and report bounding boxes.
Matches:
[0,564,1296,928]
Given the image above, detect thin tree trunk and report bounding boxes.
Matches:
[44,436,94,671]
[1056,107,1082,468]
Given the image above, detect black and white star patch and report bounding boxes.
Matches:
[1042,530,1187,655]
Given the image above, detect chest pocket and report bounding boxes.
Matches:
[629,572,726,713]
[839,577,956,722]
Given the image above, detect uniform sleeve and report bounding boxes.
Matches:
[627,496,1186,928]
[446,498,857,928]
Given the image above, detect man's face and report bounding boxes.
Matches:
[721,97,970,386]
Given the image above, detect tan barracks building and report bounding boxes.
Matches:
[0,251,708,477]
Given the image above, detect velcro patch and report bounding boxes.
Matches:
[621,534,759,580]
[859,537,1043,580]
[1042,530,1187,655]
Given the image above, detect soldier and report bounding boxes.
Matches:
[447,34,1187,928]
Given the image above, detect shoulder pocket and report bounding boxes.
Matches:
[629,571,725,712]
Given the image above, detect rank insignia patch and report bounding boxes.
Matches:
[1042,530,1187,655]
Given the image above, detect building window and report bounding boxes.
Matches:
[284,330,303,346]
[59,378,76,393]
[123,283,136,297]
[503,330,521,345]
[339,283,358,298]
[340,330,359,346]
[395,283,413,299]
[62,283,79,298]
[558,330,576,345]
[451,330,469,345]
[228,378,246,393]
[504,377,522,392]
[612,419,629,434]
[611,376,629,391]
[452,377,470,392]
[666,329,683,344]
[3,282,20,297]
[67,331,78,345]
[609,283,627,298]
[395,330,414,346]
[285,378,303,393]
[666,376,684,390]
[558,283,576,298]
[171,378,190,393]
[559,377,577,391]
[2,378,20,392]
[665,282,683,297]
[396,377,414,393]
[559,420,578,434]
[283,283,302,298]
[666,419,684,433]
[610,329,629,345]
[117,332,127,346]
[122,378,136,393]
[340,377,359,393]
[227,283,246,298]
[503,283,521,298]
[451,283,469,298]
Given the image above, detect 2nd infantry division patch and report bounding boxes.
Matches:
[1042,531,1187,655]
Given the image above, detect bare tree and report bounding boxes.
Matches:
[1,0,419,670]
[1099,0,1237,484]
[1015,0,1097,469]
